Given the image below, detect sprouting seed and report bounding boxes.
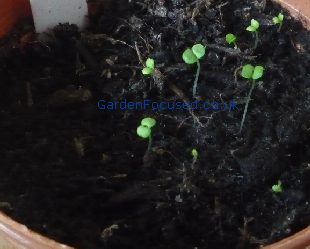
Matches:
[137,117,156,152]
[191,148,199,159]
[246,19,259,32]
[273,13,284,32]
[142,58,155,75]
[246,19,260,50]
[225,33,237,48]
[272,180,283,193]
[190,148,199,169]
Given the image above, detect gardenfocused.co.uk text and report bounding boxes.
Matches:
[97,99,238,111]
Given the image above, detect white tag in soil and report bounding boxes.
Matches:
[29,0,88,33]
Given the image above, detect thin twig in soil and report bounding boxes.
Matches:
[260,0,267,12]
[121,19,152,53]
[135,41,144,65]
[158,113,194,129]
[190,157,197,170]
[206,44,257,60]
[237,217,255,245]
[169,83,214,128]
[216,1,229,23]
[234,65,243,83]
[169,83,190,102]
[108,64,141,70]
[74,137,85,158]
[153,69,165,91]
[168,84,201,126]
[189,0,212,7]
[191,0,213,20]
[154,148,184,167]
[216,1,229,8]
[81,33,135,50]
[162,63,188,73]
[254,32,259,50]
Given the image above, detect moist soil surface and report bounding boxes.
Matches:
[0,0,309,248]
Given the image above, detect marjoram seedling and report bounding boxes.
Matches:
[137,117,156,152]
[182,43,206,98]
[239,64,264,133]
[272,180,283,193]
[273,13,284,32]
[142,58,155,75]
[246,19,260,50]
[225,33,237,48]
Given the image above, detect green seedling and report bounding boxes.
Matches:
[137,117,156,152]
[225,33,237,48]
[246,19,260,50]
[272,180,283,193]
[191,149,199,159]
[239,64,264,133]
[142,58,155,75]
[182,43,206,98]
[190,148,199,169]
[272,13,284,32]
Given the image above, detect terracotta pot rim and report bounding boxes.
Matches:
[262,226,310,249]
[0,0,309,248]
[0,211,74,249]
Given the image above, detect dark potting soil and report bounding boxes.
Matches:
[0,0,309,248]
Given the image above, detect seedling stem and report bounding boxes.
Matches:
[191,148,198,169]
[239,64,264,133]
[137,117,156,153]
[246,19,260,50]
[193,60,201,98]
[254,31,259,50]
[239,79,256,133]
[147,135,152,152]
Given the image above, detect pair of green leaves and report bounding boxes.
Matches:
[142,58,155,75]
[191,148,199,159]
[241,64,264,80]
[273,13,284,25]
[225,33,237,45]
[246,19,260,32]
[182,44,206,64]
[272,180,283,193]
[137,117,156,138]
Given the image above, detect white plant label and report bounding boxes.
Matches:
[29,0,88,33]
